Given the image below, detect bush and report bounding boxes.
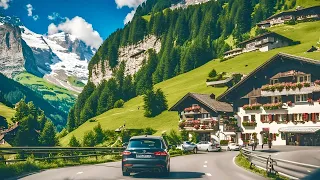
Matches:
[220,140,229,145]
[82,130,95,147]
[57,128,68,138]
[69,135,81,147]
[208,69,217,78]
[114,99,124,108]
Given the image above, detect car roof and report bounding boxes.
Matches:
[130,135,163,140]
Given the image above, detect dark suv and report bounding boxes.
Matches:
[122,136,170,176]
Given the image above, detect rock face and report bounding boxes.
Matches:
[0,23,39,78]
[90,35,161,85]
[170,0,211,10]
[0,16,96,92]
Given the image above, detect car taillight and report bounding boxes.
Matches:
[154,151,168,156]
[215,144,220,148]
[122,151,131,156]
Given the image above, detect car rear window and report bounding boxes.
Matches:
[128,139,162,149]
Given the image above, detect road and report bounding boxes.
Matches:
[15,151,266,180]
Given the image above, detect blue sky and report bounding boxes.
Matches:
[0,0,145,47]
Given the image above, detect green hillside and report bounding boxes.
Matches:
[60,21,320,146]
[0,103,15,125]
[15,72,77,114]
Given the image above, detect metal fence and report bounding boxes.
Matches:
[0,147,125,164]
[241,148,320,179]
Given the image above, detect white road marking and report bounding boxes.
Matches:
[76,172,83,175]
[203,165,207,168]
[206,173,212,176]
[204,161,208,164]
[274,153,279,156]
[307,170,311,172]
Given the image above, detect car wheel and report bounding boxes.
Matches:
[193,147,198,154]
[227,147,230,151]
[122,171,130,176]
[206,149,209,152]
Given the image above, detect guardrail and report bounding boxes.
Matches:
[0,147,125,164]
[241,148,320,179]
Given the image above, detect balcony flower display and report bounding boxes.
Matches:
[178,122,186,129]
[184,105,201,112]
[263,102,283,110]
[315,80,320,85]
[262,82,313,92]
[194,124,200,130]
[242,104,262,110]
[287,101,293,106]
[242,121,257,127]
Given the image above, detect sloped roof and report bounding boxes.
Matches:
[270,70,308,79]
[217,53,320,101]
[266,5,320,20]
[224,48,243,55]
[169,93,233,113]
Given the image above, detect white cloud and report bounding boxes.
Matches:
[47,16,103,49]
[115,0,146,25]
[33,15,39,21]
[48,12,62,20]
[26,4,39,21]
[48,23,59,34]
[26,4,33,16]
[124,9,135,24]
[115,0,146,8]
[0,0,11,10]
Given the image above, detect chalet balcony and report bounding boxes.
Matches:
[261,82,320,97]
[178,119,217,131]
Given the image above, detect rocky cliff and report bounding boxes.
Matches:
[0,16,95,92]
[90,35,161,85]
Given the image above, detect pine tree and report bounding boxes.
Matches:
[39,121,58,146]
[93,123,104,144]
[83,130,95,147]
[67,107,75,132]
[69,135,81,147]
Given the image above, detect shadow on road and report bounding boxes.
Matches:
[254,149,280,153]
[132,172,206,179]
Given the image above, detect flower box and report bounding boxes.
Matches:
[242,122,257,127]
[261,82,313,92]
[263,102,283,110]
[243,104,262,110]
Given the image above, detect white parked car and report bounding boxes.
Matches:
[227,142,240,151]
[197,141,221,152]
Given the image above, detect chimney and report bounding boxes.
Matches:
[210,93,216,99]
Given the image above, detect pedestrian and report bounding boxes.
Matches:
[268,138,272,149]
[262,143,264,149]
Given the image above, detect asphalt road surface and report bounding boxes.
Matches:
[15,151,266,180]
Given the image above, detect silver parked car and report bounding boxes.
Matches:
[197,141,221,152]
[227,142,240,151]
[177,141,198,153]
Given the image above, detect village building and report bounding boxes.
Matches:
[217,53,320,146]
[169,93,235,142]
[223,48,243,59]
[223,32,294,59]
[238,32,294,53]
[257,5,320,28]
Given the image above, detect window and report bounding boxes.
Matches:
[270,79,279,85]
[251,115,256,122]
[297,75,311,82]
[243,116,249,122]
[250,97,257,105]
[281,132,285,140]
[295,94,308,102]
[192,104,199,107]
[128,139,162,149]
[272,96,282,103]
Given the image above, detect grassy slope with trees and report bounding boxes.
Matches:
[14,72,77,115]
[0,73,67,130]
[69,0,317,133]
[60,21,320,146]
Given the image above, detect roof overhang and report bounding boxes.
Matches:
[279,126,320,134]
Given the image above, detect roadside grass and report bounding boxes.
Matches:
[60,21,320,146]
[0,155,121,179]
[0,103,15,125]
[169,149,193,157]
[235,153,289,180]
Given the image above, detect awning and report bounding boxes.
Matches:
[279,126,320,134]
